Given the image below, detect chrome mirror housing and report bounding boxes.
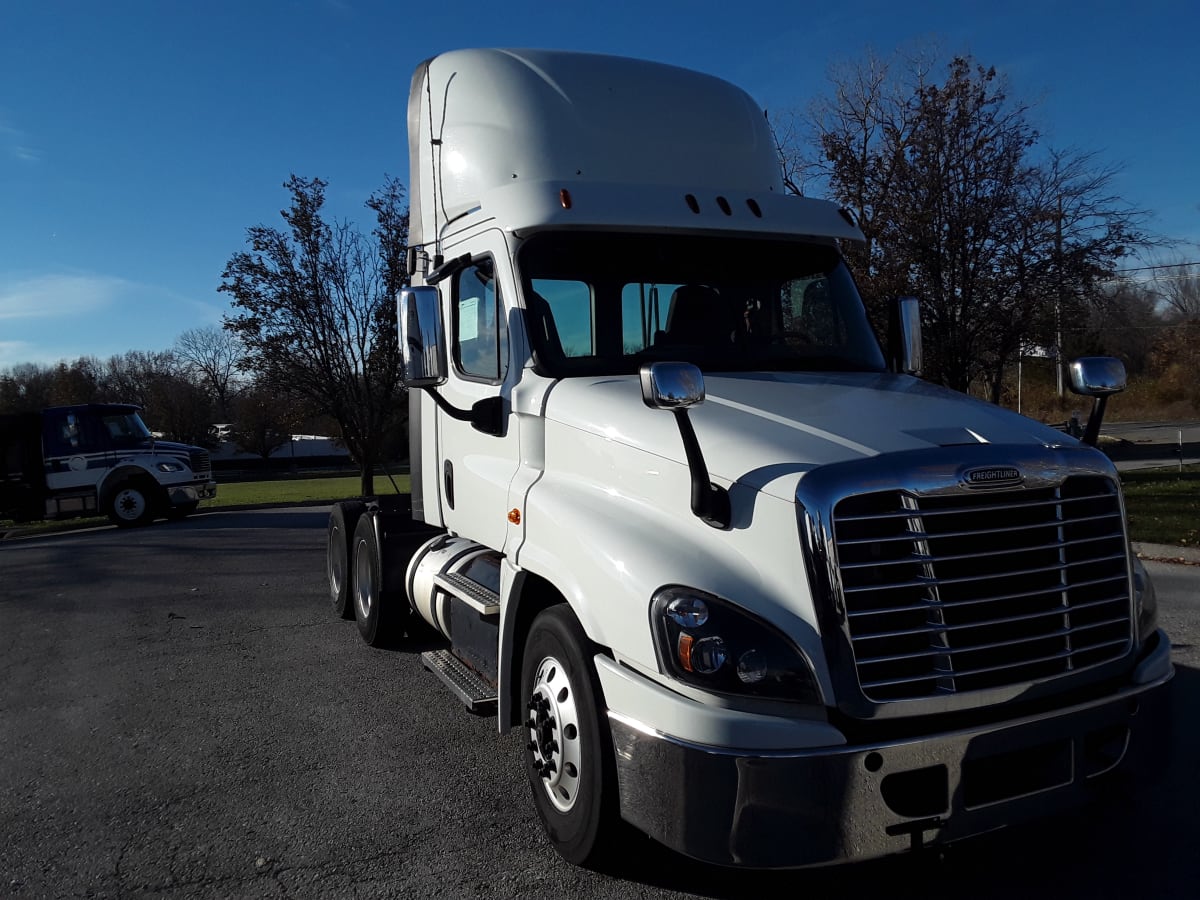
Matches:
[397,286,447,388]
[1068,357,1127,398]
[640,361,705,410]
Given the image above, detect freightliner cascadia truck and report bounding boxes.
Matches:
[0,403,216,527]
[326,49,1173,867]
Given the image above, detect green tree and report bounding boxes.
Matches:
[220,175,409,496]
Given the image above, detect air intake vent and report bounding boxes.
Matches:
[832,477,1132,702]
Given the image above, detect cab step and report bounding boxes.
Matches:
[421,649,497,714]
[433,571,500,615]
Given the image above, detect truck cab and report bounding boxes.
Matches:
[0,403,216,526]
[328,49,1172,868]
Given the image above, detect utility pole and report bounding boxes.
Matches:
[1054,196,1064,398]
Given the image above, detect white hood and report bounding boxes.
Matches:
[542,371,1075,500]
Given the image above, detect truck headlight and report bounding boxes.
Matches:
[157,461,185,473]
[651,587,820,703]
[1133,558,1158,641]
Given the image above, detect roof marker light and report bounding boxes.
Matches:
[559,189,572,209]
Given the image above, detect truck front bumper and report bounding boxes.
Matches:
[604,628,1173,868]
[168,481,217,505]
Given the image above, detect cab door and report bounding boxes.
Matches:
[41,409,106,492]
[435,233,523,552]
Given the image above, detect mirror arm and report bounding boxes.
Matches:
[421,387,504,436]
[1082,396,1107,447]
[672,409,731,529]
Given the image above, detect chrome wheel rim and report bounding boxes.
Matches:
[527,654,582,813]
[353,537,373,620]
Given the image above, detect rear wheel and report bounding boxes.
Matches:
[521,605,618,866]
[351,513,406,646]
[107,481,156,527]
[328,501,365,619]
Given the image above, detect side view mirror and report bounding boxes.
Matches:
[1067,356,1127,446]
[397,286,447,388]
[639,361,705,410]
[888,296,923,375]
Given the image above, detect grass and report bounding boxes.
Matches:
[1119,464,1200,548]
[5,468,1196,548]
[201,473,409,508]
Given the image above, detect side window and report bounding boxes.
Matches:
[454,261,508,381]
[43,412,97,456]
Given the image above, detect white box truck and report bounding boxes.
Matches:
[327,49,1172,867]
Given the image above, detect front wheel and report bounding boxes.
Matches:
[521,605,618,866]
[107,481,156,527]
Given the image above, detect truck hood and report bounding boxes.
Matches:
[542,371,1076,499]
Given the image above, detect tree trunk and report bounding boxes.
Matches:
[359,452,375,497]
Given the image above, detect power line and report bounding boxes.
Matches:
[1115,261,1200,274]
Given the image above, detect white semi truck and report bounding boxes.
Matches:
[0,403,216,527]
[326,49,1173,867]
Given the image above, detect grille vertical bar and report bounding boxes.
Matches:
[832,476,1132,702]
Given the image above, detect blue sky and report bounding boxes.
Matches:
[2,0,1197,369]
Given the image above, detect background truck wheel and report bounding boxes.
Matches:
[521,605,619,867]
[351,513,406,646]
[328,501,365,619]
[107,481,156,527]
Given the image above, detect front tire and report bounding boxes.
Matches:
[521,605,618,867]
[328,501,365,619]
[107,481,156,527]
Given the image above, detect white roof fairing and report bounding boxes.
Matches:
[408,49,863,248]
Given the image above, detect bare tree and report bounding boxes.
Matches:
[1153,260,1200,320]
[220,175,409,496]
[785,51,1152,399]
[174,325,244,420]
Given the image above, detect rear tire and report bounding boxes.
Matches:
[351,513,407,646]
[107,480,156,527]
[521,605,618,867]
[328,501,365,619]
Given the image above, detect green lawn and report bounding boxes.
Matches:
[1120,464,1200,548]
[200,474,409,508]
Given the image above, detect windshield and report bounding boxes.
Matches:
[518,232,886,376]
[101,411,153,447]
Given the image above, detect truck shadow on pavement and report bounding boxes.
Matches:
[600,664,1198,899]
[175,508,331,531]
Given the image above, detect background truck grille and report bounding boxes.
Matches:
[189,450,212,478]
[832,477,1132,702]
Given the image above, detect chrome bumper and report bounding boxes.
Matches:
[608,629,1173,868]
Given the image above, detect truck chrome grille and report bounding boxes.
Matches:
[832,477,1132,702]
